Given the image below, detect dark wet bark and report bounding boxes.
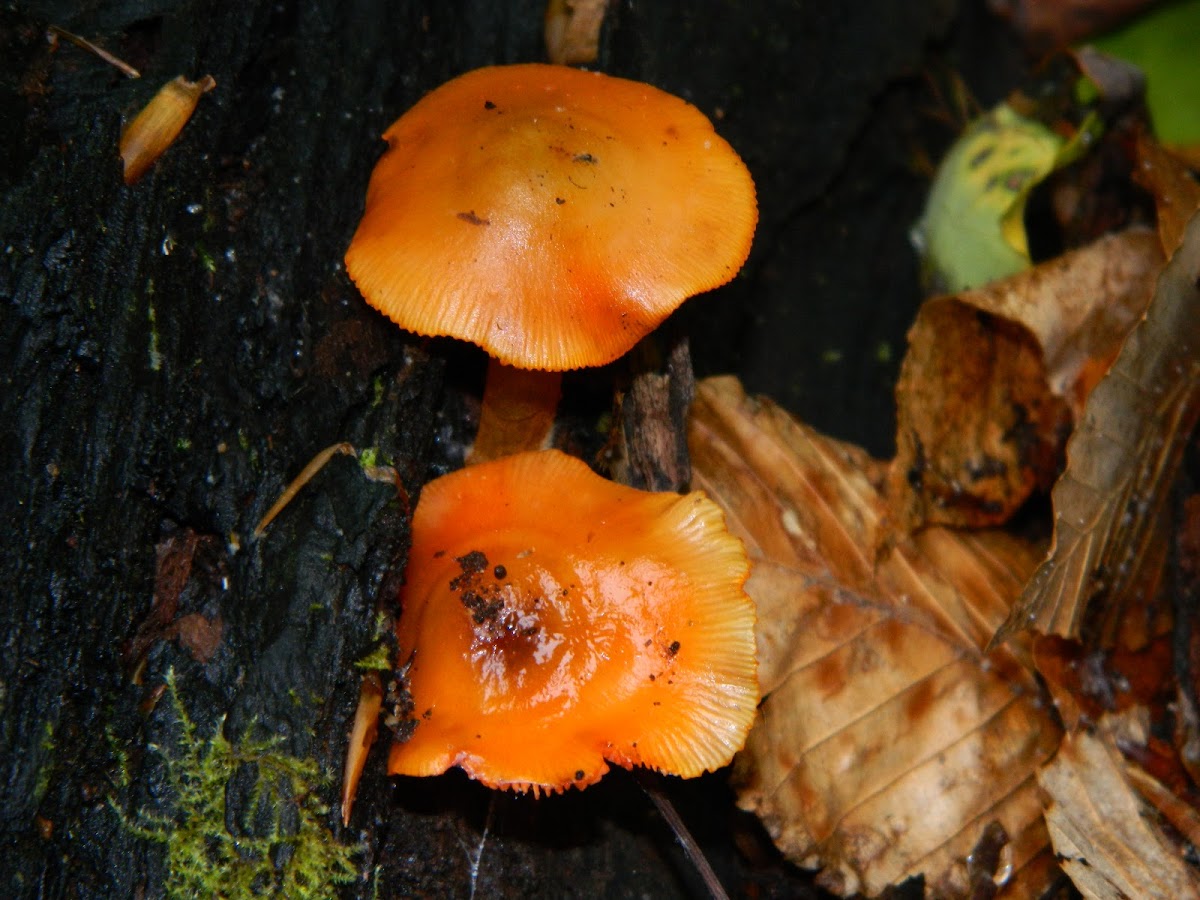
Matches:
[1,1,991,896]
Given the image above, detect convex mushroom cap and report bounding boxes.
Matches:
[344,63,757,372]
[389,449,759,792]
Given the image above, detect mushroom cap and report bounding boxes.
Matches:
[388,450,758,793]
[345,63,757,371]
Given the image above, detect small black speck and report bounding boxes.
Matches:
[667,640,681,657]
[575,770,585,780]
[493,564,507,579]
[648,674,655,681]
[573,152,597,164]
[484,100,496,110]
[422,708,433,719]
[555,197,565,205]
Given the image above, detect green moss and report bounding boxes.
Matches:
[196,245,217,275]
[32,718,56,805]
[147,298,163,372]
[354,644,392,672]
[355,612,396,672]
[372,611,390,640]
[115,670,360,898]
[358,446,396,472]
[236,429,260,470]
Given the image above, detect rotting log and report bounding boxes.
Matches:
[1,1,961,896]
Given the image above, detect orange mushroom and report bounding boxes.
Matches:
[344,63,757,462]
[386,449,758,793]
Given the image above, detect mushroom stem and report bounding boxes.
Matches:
[467,359,562,464]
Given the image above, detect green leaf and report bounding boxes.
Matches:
[913,104,1084,294]
[1091,0,1200,145]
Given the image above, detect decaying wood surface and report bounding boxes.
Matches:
[1,1,962,896]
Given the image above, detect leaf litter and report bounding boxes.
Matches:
[996,206,1200,644]
[690,377,1061,897]
[691,123,1200,892]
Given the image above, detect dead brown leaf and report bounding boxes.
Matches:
[996,210,1200,645]
[125,528,227,676]
[1176,495,1200,786]
[1039,712,1200,899]
[987,0,1158,52]
[690,376,1061,897]
[174,612,224,664]
[1133,135,1200,257]
[1032,634,1174,731]
[890,228,1161,534]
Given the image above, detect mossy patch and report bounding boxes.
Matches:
[113,670,360,898]
[354,643,393,672]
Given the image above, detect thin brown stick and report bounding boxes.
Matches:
[47,25,141,79]
[636,770,730,900]
[254,441,356,538]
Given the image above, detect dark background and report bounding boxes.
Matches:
[1,1,1030,896]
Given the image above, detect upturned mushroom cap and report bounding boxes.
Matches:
[345,63,757,371]
[388,450,758,793]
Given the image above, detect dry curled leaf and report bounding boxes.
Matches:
[1132,134,1200,257]
[890,228,1161,533]
[1039,713,1200,899]
[690,376,1061,898]
[996,210,1200,645]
